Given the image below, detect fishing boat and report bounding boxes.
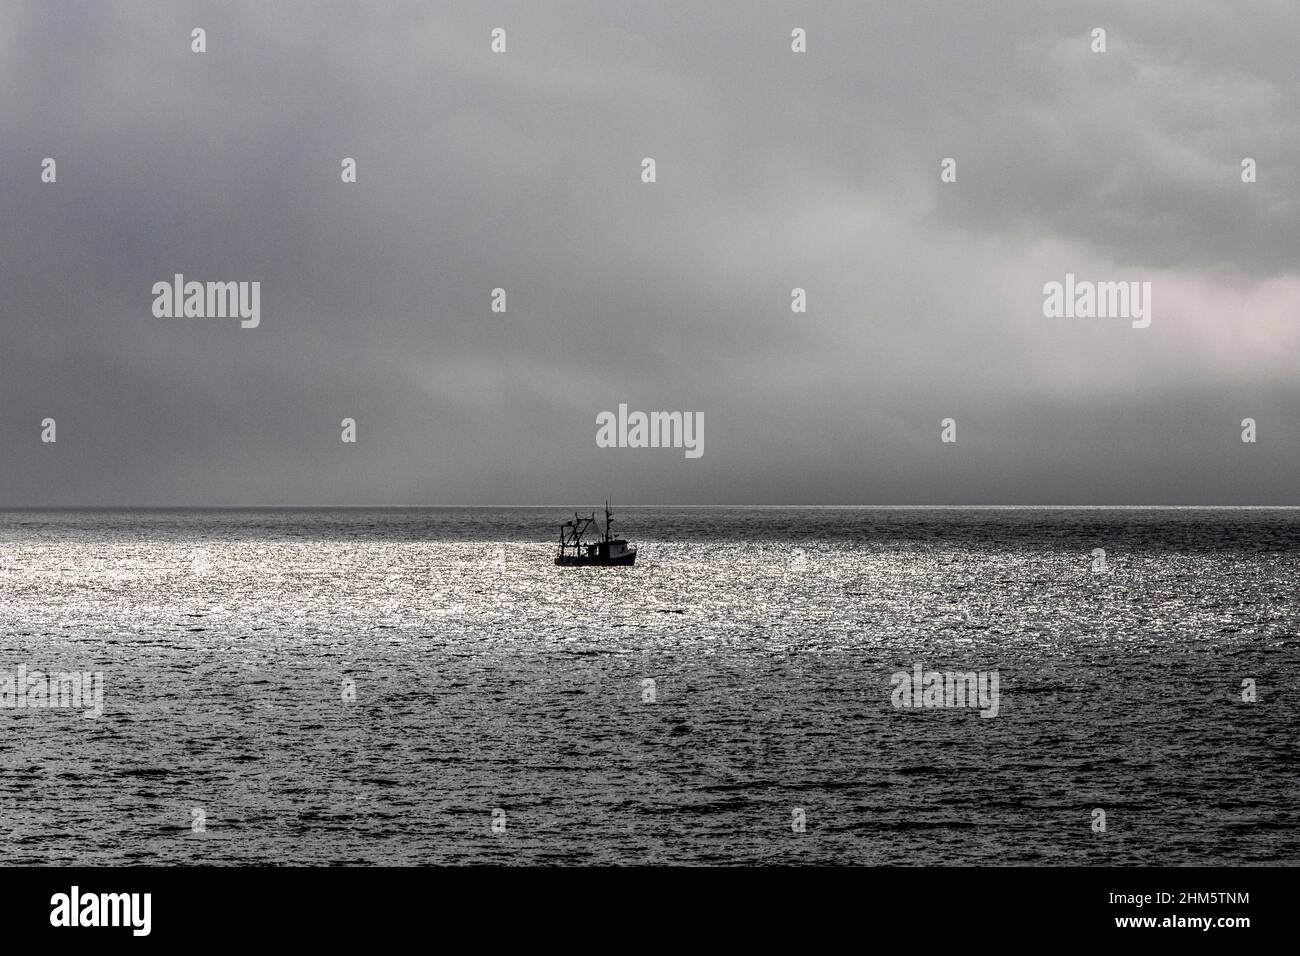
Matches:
[555,502,637,566]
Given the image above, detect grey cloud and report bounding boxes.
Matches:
[1,1,1297,506]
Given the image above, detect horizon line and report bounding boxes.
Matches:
[2,504,1299,511]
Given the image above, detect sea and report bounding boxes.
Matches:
[1,507,1296,865]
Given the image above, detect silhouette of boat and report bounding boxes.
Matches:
[556,502,637,566]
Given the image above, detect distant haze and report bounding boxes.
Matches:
[2,1,1297,505]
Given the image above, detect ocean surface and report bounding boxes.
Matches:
[1,507,1296,865]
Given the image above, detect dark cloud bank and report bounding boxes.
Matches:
[1,1,1297,505]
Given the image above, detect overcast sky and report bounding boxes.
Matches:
[2,1,1297,506]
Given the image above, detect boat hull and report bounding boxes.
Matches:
[555,552,636,567]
